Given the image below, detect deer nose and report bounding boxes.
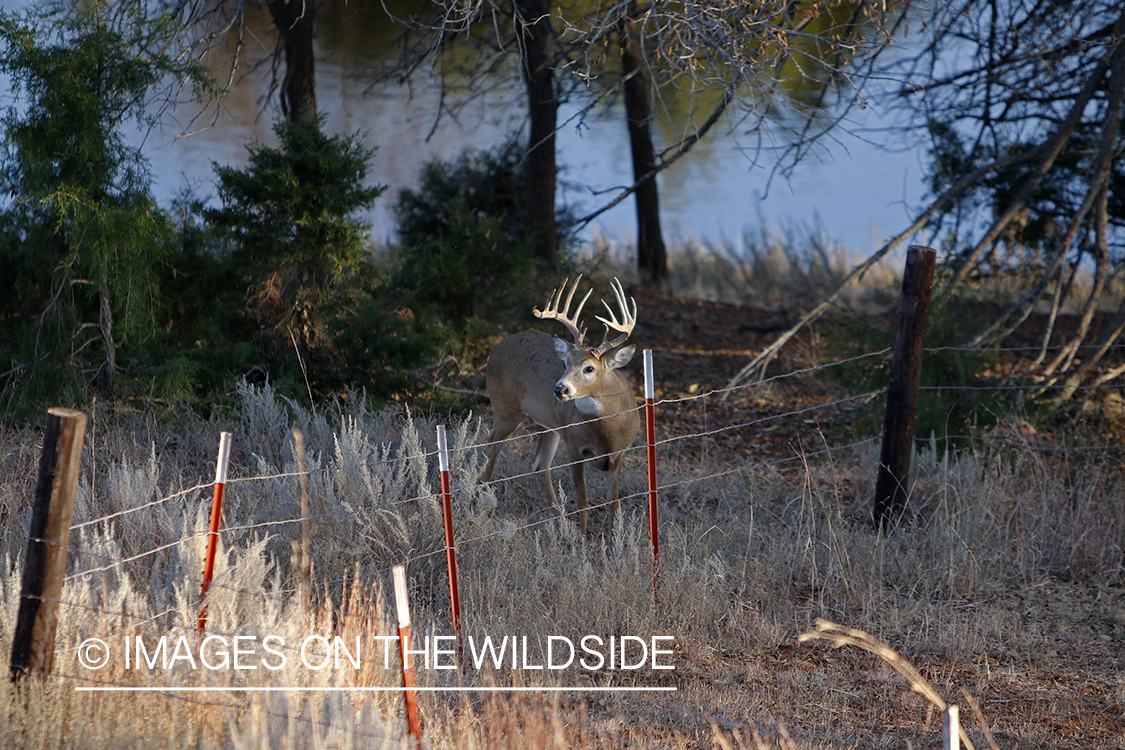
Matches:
[555,383,569,400]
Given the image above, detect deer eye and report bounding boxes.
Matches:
[583,365,596,374]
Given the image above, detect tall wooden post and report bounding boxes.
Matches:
[10,408,87,681]
[874,246,937,530]
[292,428,312,615]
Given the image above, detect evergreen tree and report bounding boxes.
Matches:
[0,5,212,414]
[207,115,386,373]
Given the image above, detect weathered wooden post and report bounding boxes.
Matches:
[292,428,312,615]
[873,245,937,530]
[10,407,87,681]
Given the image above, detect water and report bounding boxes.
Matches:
[14,1,932,255]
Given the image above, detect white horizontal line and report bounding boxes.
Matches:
[75,686,677,693]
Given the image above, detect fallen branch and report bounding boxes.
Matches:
[798,618,980,750]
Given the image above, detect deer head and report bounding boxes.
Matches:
[533,275,638,406]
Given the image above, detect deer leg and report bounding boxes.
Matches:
[533,430,562,509]
[605,452,625,534]
[483,413,522,483]
[566,449,591,535]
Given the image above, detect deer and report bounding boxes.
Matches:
[482,276,641,534]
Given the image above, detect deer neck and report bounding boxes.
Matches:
[571,395,604,416]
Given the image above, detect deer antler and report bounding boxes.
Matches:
[534,276,592,346]
[591,278,637,356]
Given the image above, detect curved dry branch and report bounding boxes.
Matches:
[964,15,1125,351]
[1040,180,1111,380]
[723,145,1048,393]
[799,619,979,750]
[1056,294,1125,404]
[950,43,1115,284]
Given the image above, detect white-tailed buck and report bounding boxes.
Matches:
[483,277,641,533]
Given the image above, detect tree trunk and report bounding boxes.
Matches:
[620,2,666,286]
[514,0,558,263]
[96,270,115,397]
[268,0,317,122]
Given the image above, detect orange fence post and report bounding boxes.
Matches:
[198,431,232,630]
[436,425,461,633]
[393,565,423,749]
[643,349,660,593]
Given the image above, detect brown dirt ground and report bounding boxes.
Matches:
[563,288,1125,749]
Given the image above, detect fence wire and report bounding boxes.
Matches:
[44,337,1123,589]
[62,338,1125,534]
[7,335,1124,714]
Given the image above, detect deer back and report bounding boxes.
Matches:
[485,329,568,431]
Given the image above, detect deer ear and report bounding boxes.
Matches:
[553,335,571,362]
[609,344,636,369]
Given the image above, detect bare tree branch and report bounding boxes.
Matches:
[723,144,1048,391]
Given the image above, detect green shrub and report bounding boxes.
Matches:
[147,119,458,410]
[384,142,569,391]
[206,114,385,358]
[0,5,213,418]
[393,201,539,324]
[395,139,544,251]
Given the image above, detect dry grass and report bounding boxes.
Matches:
[576,229,899,310]
[0,381,1123,749]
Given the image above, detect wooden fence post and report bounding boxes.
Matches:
[292,428,312,615]
[10,407,87,681]
[873,245,937,530]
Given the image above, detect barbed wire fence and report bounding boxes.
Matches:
[13,345,1122,591]
[5,292,1125,745]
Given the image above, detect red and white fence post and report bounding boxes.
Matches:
[643,349,660,593]
[198,431,232,630]
[436,425,462,633]
[943,705,960,750]
[392,565,423,749]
